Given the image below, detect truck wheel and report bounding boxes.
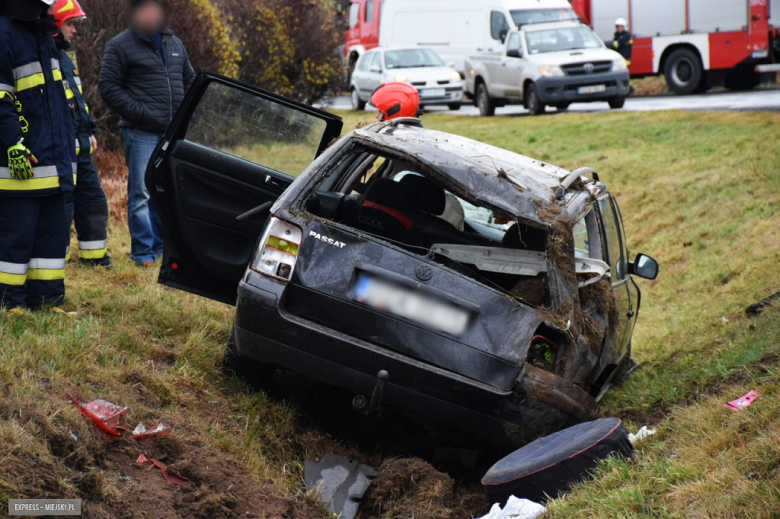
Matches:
[351,88,366,111]
[525,83,545,116]
[663,48,702,95]
[608,96,626,109]
[222,326,275,390]
[448,102,462,111]
[477,83,496,116]
[554,103,570,111]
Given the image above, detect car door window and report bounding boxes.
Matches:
[599,197,627,280]
[370,52,382,71]
[491,11,510,41]
[507,32,522,55]
[185,82,329,178]
[358,52,372,72]
[365,0,374,22]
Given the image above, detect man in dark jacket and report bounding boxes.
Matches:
[0,0,76,313]
[53,0,112,267]
[612,18,633,65]
[98,0,194,267]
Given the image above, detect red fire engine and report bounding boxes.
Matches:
[570,0,780,93]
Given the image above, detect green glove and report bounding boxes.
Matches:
[8,140,37,180]
[612,41,619,49]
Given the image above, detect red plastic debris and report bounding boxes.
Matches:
[67,394,127,436]
[136,454,149,464]
[132,422,171,440]
[725,390,761,411]
[139,457,190,485]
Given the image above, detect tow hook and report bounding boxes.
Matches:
[352,370,390,415]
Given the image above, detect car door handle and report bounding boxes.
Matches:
[236,201,273,222]
[265,175,286,188]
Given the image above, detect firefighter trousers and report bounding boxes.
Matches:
[65,158,110,265]
[0,193,69,310]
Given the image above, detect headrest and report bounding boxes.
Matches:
[363,177,420,214]
[399,174,446,215]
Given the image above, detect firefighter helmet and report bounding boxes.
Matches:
[52,0,87,27]
[615,18,628,27]
[370,82,421,120]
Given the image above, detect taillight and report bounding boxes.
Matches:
[251,217,302,282]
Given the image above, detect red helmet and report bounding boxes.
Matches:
[370,82,420,120]
[52,0,87,27]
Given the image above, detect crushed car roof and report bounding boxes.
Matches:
[351,123,574,226]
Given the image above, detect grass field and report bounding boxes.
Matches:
[1,109,779,518]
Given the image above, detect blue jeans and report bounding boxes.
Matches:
[122,128,164,265]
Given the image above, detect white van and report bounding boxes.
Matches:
[378,0,579,75]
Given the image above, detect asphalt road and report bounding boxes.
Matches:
[324,88,780,116]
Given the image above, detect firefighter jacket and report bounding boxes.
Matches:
[612,31,633,63]
[59,47,96,160]
[0,16,76,196]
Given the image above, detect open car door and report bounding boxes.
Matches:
[147,72,343,304]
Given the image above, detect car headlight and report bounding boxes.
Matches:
[450,71,462,81]
[539,65,565,77]
[394,75,407,83]
[613,59,628,71]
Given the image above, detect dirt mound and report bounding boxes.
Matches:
[359,458,489,519]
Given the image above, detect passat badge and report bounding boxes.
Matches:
[309,231,346,249]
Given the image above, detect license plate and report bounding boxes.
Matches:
[354,274,469,336]
[578,84,606,94]
[420,88,446,98]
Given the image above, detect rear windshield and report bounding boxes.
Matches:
[385,49,445,69]
[510,8,579,26]
[525,26,603,54]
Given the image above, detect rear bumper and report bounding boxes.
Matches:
[234,271,597,442]
[536,71,631,104]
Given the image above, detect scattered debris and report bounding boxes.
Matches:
[628,426,657,444]
[67,394,127,436]
[476,496,546,519]
[482,418,633,505]
[136,453,190,485]
[304,453,378,519]
[725,390,761,411]
[721,316,730,324]
[746,290,780,316]
[132,422,170,440]
[69,430,80,443]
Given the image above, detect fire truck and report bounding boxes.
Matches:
[569,0,780,94]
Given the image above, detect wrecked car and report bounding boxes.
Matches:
[148,72,659,445]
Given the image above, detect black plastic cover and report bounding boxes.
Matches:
[482,417,633,504]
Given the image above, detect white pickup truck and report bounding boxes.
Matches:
[465,21,631,116]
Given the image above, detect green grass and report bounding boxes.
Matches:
[1,109,779,518]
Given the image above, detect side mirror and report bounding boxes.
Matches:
[369,65,382,73]
[499,28,508,43]
[506,48,523,58]
[630,253,659,280]
[447,61,456,68]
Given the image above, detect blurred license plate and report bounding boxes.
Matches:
[420,88,446,98]
[355,274,469,336]
[578,84,606,94]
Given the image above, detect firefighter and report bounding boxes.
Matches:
[612,18,633,65]
[52,0,112,267]
[370,82,421,123]
[0,0,76,314]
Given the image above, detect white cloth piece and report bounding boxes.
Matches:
[628,426,657,444]
[476,496,546,519]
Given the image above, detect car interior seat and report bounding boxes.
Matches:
[348,177,422,246]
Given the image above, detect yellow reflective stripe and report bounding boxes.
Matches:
[27,268,65,281]
[0,91,13,100]
[15,73,45,92]
[65,88,75,100]
[52,69,63,82]
[0,176,60,191]
[0,272,26,285]
[73,173,77,185]
[77,85,83,94]
[79,248,107,260]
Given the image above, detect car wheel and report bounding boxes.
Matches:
[476,83,496,117]
[448,102,462,111]
[525,83,545,116]
[351,88,367,111]
[663,48,703,95]
[222,326,275,390]
[554,103,570,111]
[608,97,626,109]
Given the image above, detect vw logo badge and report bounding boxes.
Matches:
[415,264,433,281]
[583,63,595,74]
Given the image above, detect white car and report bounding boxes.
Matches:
[465,21,631,116]
[350,47,465,111]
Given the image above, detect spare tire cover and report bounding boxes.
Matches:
[482,417,632,504]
